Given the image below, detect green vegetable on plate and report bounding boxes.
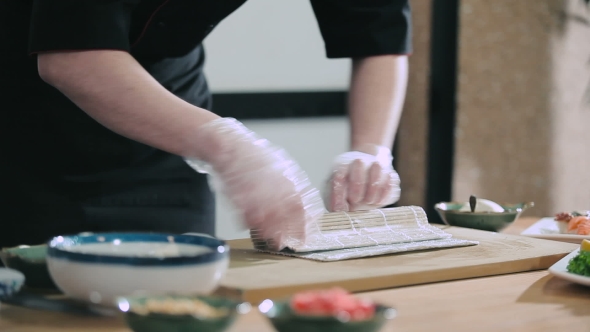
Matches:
[566,251,590,277]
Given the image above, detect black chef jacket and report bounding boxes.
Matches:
[0,0,412,248]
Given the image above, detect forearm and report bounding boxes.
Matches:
[347,55,408,154]
[37,50,220,160]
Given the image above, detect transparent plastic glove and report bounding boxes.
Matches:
[184,118,326,251]
[325,145,401,212]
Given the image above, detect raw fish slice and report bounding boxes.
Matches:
[568,216,589,232]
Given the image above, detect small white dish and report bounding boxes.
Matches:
[0,268,25,300]
[548,248,590,286]
[521,218,590,244]
[46,233,230,307]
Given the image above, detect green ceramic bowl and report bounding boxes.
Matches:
[435,201,534,232]
[117,294,251,332]
[259,299,397,332]
[0,244,57,290]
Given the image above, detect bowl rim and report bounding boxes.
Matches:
[1,244,48,264]
[260,298,397,323]
[434,201,532,216]
[117,294,249,320]
[46,233,229,266]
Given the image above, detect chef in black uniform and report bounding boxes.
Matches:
[0,0,411,249]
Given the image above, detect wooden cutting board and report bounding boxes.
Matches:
[214,226,578,304]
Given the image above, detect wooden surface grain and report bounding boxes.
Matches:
[218,223,576,303]
[503,217,538,235]
[2,217,588,332]
[3,269,589,332]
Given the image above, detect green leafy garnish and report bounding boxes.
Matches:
[567,251,590,276]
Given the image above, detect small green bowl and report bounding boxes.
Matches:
[435,201,534,232]
[259,299,397,332]
[0,244,57,290]
[117,294,251,332]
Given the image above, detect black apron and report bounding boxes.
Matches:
[0,0,252,247]
[0,45,216,248]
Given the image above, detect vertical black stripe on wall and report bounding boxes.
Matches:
[425,0,460,223]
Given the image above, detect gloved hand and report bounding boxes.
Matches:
[184,118,326,251]
[325,144,401,212]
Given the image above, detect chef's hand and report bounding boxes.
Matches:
[184,118,326,251]
[325,144,400,212]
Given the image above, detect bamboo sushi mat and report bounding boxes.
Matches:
[250,206,478,262]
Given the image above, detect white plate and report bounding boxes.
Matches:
[520,217,589,244]
[548,248,590,286]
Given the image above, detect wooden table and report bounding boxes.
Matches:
[2,217,589,332]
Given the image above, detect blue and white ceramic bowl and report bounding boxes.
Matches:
[46,233,230,307]
[0,268,25,300]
